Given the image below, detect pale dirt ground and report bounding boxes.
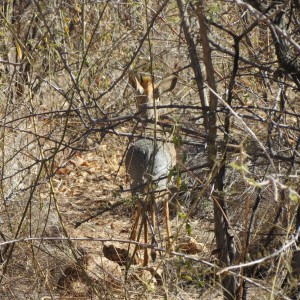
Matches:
[51,133,270,299]
[52,133,221,299]
[0,127,271,299]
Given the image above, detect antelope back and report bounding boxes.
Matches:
[125,138,176,193]
[146,123,177,166]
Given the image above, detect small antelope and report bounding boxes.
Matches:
[126,69,178,266]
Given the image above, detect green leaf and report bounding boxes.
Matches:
[289,191,299,203]
[186,222,192,236]
[178,212,187,219]
[182,275,193,282]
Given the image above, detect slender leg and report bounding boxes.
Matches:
[131,205,142,241]
[164,197,172,254]
[150,198,157,262]
[150,198,156,232]
[143,212,149,266]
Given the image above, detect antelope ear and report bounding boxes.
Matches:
[129,69,144,95]
[154,74,178,99]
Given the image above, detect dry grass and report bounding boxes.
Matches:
[0,1,299,299]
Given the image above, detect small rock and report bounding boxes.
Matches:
[58,251,123,296]
[179,236,207,254]
[85,254,122,288]
[103,243,138,265]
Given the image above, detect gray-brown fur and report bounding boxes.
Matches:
[125,138,176,193]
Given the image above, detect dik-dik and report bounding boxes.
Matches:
[125,69,178,266]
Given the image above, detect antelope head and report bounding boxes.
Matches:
[129,69,178,119]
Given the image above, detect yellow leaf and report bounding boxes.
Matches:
[15,41,22,60]
[75,4,81,13]
[65,24,69,36]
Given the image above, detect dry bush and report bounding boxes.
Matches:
[0,1,300,299]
